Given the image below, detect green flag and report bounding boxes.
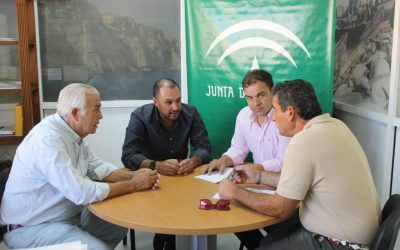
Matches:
[186,0,335,157]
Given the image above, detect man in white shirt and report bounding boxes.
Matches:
[0,83,159,250]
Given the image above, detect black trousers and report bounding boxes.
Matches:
[235,210,301,250]
[153,233,175,250]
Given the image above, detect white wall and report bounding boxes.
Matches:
[86,107,134,166]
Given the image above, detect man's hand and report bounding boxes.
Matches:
[233,165,261,184]
[132,169,159,190]
[200,156,233,175]
[218,179,237,200]
[178,158,195,175]
[156,159,180,176]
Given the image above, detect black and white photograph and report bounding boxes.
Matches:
[334,0,395,113]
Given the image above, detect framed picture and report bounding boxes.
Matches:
[37,0,180,102]
[334,0,395,114]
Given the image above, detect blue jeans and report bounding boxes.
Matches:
[4,207,127,250]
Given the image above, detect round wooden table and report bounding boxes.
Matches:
[89,167,280,250]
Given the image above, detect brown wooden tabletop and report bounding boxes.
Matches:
[89,167,280,235]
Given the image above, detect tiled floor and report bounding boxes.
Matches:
[115,230,240,250]
[0,231,240,250]
[114,230,400,250]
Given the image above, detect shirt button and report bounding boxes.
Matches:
[170,150,174,154]
[169,138,173,141]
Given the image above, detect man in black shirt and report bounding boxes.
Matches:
[121,78,211,250]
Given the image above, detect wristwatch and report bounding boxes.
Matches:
[149,160,156,170]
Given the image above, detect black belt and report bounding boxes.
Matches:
[7,224,22,232]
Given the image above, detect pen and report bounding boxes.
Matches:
[228,168,237,181]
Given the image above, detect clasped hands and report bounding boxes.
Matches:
[156,158,196,176]
[131,168,159,190]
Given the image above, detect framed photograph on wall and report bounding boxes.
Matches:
[334,0,395,114]
[37,0,181,103]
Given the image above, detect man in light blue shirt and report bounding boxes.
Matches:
[0,83,159,250]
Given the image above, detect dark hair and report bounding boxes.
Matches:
[272,79,322,120]
[242,69,273,90]
[153,78,180,97]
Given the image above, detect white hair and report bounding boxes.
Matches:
[56,83,99,119]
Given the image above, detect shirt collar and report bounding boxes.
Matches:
[54,113,82,144]
[153,106,171,126]
[303,113,331,130]
[154,106,161,122]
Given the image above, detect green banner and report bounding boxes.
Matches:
[186,0,335,157]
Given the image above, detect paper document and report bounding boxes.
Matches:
[195,167,234,183]
[0,126,14,135]
[213,187,275,199]
[17,241,87,250]
[0,81,21,89]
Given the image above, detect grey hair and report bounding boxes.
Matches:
[56,83,99,119]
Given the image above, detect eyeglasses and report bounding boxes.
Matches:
[199,199,230,210]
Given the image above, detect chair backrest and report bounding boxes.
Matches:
[0,172,8,202]
[371,194,400,250]
[0,172,9,242]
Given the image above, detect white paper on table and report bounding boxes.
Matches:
[213,187,275,200]
[194,167,234,183]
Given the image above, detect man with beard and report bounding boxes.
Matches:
[121,78,211,250]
